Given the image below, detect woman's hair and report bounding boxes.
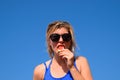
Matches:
[46,20,76,58]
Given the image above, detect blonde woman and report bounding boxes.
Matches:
[33,21,93,80]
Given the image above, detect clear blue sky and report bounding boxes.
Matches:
[0,0,120,80]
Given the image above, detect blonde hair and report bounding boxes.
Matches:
[46,21,76,58]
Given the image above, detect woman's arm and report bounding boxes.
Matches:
[70,65,85,80]
[59,49,93,80]
[70,56,93,80]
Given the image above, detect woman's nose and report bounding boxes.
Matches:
[59,36,63,42]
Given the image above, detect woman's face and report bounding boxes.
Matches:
[49,27,71,54]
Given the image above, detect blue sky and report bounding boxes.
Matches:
[0,0,120,80]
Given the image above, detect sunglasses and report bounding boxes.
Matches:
[50,33,71,42]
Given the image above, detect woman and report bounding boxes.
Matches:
[33,21,93,80]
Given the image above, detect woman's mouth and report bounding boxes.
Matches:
[57,45,65,50]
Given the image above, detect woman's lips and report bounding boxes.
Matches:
[57,45,65,50]
[57,45,65,54]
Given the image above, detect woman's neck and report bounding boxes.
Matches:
[52,56,68,73]
[52,55,66,66]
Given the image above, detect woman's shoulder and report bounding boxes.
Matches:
[33,59,51,80]
[75,56,89,70]
[34,59,51,73]
[75,56,93,80]
[75,56,88,62]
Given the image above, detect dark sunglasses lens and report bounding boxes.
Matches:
[50,34,60,42]
[62,34,71,42]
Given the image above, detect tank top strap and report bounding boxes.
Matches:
[44,62,48,71]
[74,59,79,71]
[44,59,52,69]
[48,59,52,68]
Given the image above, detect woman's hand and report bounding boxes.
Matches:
[58,49,74,69]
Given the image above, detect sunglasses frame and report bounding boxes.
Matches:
[50,33,71,42]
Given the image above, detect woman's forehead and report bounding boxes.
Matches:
[52,27,69,34]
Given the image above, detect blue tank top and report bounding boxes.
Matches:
[44,60,77,80]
